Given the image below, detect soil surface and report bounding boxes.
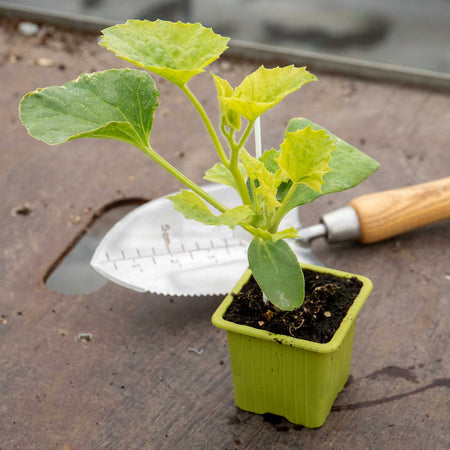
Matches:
[223,270,363,343]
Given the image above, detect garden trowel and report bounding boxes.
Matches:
[91,177,450,296]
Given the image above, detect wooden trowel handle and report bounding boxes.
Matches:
[349,177,450,244]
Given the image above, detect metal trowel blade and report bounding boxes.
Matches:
[90,184,321,296]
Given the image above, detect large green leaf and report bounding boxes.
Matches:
[281,118,380,211]
[100,20,229,86]
[248,238,304,311]
[220,66,316,121]
[168,190,254,228]
[276,126,336,192]
[19,69,159,150]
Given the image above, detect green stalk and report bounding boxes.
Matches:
[143,145,271,242]
[230,120,255,168]
[242,224,271,241]
[181,84,229,166]
[220,122,233,142]
[142,145,228,213]
[269,182,298,233]
[229,165,251,206]
[228,120,255,206]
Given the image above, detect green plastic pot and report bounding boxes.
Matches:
[211,263,373,428]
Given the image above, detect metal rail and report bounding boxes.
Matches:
[1,2,449,90]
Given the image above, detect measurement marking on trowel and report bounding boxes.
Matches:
[98,240,248,265]
[181,243,194,260]
[132,248,144,272]
[106,252,118,269]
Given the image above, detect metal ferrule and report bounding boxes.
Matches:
[320,206,360,243]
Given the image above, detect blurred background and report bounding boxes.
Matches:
[1,0,449,79]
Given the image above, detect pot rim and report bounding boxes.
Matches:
[211,263,373,353]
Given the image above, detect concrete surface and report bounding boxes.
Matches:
[1,17,449,449]
[1,0,450,74]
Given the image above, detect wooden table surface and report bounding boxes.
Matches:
[1,17,449,449]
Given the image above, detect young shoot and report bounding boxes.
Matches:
[19,20,379,311]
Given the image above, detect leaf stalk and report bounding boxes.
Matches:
[269,182,298,233]
[181,84,229,166]
[228,120,255,206]
[142,145,228,213]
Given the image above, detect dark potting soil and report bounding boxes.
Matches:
[223,269,363,344]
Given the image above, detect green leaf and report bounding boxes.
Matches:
[255,165,282,208]
[240,147,264,179]
[244,225,272,241]
[19,69,159,150]
[282,118,380,211]
[248,238,304,311]
[100,20,229,86]
[260,148,281,173]
[271,227,299,241]
[168,190,254,228]
[203,162,247,192]
[276,126,336,192]
[211,73,241,130]
[240,148,283,214]
[220,65,316,121]
[275,180,292,204]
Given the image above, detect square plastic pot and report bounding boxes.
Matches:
[211,263,373,428]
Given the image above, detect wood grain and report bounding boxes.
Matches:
[350,177,450,243]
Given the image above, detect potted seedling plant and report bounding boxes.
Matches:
[19,20,380,428]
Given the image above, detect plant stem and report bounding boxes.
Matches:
[181,84,229,166]
[144,145,270,241]
[220,122,232,142]
[228,120,255,206]
[230,120,255,168]
[142,145,228,213]
[269,182,298,233]
[143,144,272,241]
[230,166,252,206]
[242,224,271,240]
